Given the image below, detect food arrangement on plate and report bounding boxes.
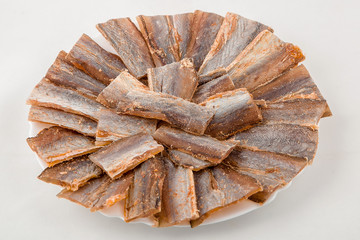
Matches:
[26,10,332,228]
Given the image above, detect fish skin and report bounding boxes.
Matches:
[168,149,214,171]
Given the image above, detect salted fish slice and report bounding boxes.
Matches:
[57,172,133,211]
[200,88,262,140]
[97,18,155,79]
[46,51,106,100]
[234,123,318,161]
[28,106,97,137]
[157,157,198,227]
[198,12,272,82]
[89,133,164,179]
[171,12,193,59]
[185,10,224,70]
[96,70,148,109]
[227,30,305,92]
[27,79,106,121]
[96,109,157,145]
[192,74,235,104]
[191,164,262,227]
[66,34,127,85]
[147,58,198,100]
[168,149,214,171]
[38,155,102,191]
[125,156,165,222]
[152,125,237,164]
[116,89,215,135]
[27,126,101,167]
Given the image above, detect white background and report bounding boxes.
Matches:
[0,0,359,239]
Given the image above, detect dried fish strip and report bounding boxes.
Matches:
[168,149,214,171]
[191,164,261,227]
[96,71,148,108]
[192,74,235,104]
[97,18,155,79]
[46,51,106,100]
[234,123,318,161]
[38,155,102,191]
[147,58,198,100]
[185,10,224,70]
[28,106,97,137]
[116,89,215,135]
[201,89,262,139]
[66,34,126,85]
[89,133,164,179]
[96,109,157,145]
[125,156,165,222]
[198,12,272,81]
[27,79,106,120]
[57,172,133,211]
[157,157,198,226]
[27,126,101,167]
[171,12,193,59]
[153,125,237,164]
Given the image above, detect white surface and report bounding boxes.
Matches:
[0,0,359,239]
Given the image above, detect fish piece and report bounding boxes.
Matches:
[46,51,106,100]
[185,10,224,70]
[125,156,165,222]
[157,157,198,226]
[252,64,332,117]
[96,71,148,108]
[27,126,101,167]
[116,89,215,135]
[147,58,198,100]
[38,155,102,191]
[191,164,261,227]
[57,172,133,211]
[66,34,126,85]
[198,12,272,81]
[171,12,193,59]
[96,109,157,145]
[97,18,155,79]
[153,125,237,164]
[89,133,164,179]
[168,149,214,171]
[227,30,305,92]
[234,123,319,161]
[200,89,262,140]
[260,100,327,128]
[27,79,106,120]
[28,106,97,137]
[192,74,235,104]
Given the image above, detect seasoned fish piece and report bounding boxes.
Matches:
[192,74,235,104]
[96,71,148,108]
[201,89,262,139]
[234,123,318,161]
[125,156,165,222]
[171,12,193,59]
[168,149,214,171]
[38,155,102,191]
[191,164,261,227]
[153,125,237,164]
[46,51,106,100]
[57,172,133,211]
[116,89,215,135]
[227,30,304,92]
[27,126,101,167]
[185,10,224,70]
[27,79,106,120]
[97,18,155,79]
[89,133,164,179]
[147,58,198,100]
[28,106,97,137]
[96,109,157,145]
[198,12,272,81]
[66,34,126,85]
[157,157,198,226]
